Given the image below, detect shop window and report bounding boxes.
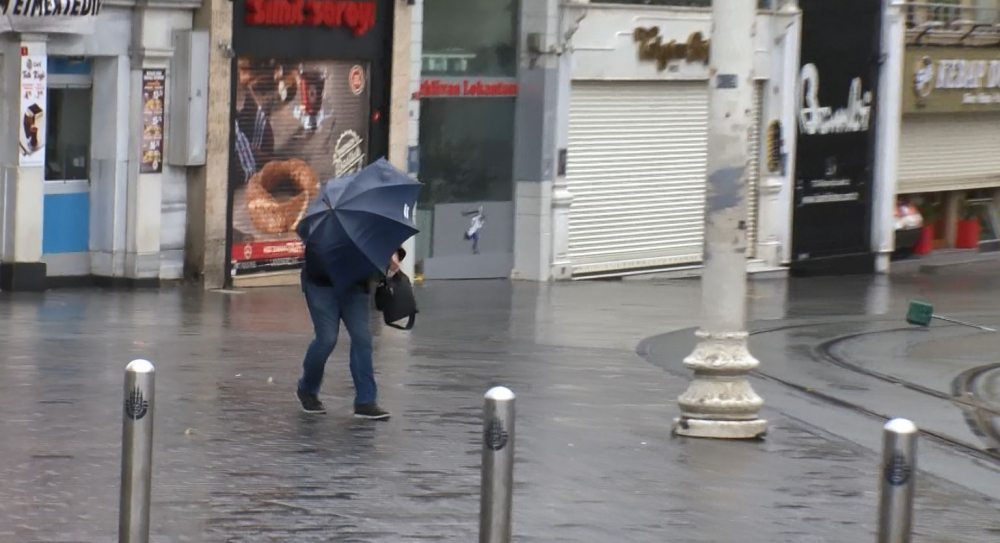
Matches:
[418,98,515,206]
[45,87,93,181]
[415,98,516,270]
[964,191,1000,250]
[423,0,518,77]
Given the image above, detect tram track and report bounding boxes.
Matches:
[746,323,1000,465]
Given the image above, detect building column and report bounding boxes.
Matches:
[944,190,961,248]
[0,37,47,291]
[549,8,575,281]
[511,0,566,282]
[125,24,171,284]
[89,55,131,280]
[873,0,906,273]
[188,0,233,289]
[389,0,418,279]
[756,0,801,267]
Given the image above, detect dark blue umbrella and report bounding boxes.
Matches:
[297,159,421,293]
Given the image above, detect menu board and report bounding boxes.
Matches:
[140,69,165,174]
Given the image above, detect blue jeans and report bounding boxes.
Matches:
[298,278,377,405]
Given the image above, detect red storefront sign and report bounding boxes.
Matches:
[416,78,519,99]
[232,240,305,263]
[245,0,376,36]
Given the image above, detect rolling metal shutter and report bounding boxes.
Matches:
[566,80,709,275]
[898,115,1000,194]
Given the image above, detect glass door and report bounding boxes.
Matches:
[42,59,93,269]
[416,98,516,280]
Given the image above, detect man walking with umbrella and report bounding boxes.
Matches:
[293,159,421,419]
[295,248,402,418]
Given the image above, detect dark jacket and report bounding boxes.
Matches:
[301,245,406,294]
[302,243,373,293]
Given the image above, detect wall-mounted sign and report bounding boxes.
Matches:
[633,28,710,72]
[797,63,873,136]
[0,0,103,34]
[19,47,45,167]
[903,46,1000,113]
[244,0,376,36]
[140,69,165,174]
[415,78,519,99]
[791,0,881,270]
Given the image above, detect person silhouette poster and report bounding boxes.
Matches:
[462,206,484,255]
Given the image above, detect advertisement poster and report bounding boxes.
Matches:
[230,58,371,276]
[791,0,880,267]
[141,69,165,174]
[19,49,46,167]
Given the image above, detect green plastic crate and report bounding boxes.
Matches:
[906,300,934,327]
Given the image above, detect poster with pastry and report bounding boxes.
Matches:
[230,58,371,276]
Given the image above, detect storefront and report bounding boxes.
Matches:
[560,4,780,277]
[789,0,883,275]
[0,0,207,291]
[896,44,1000,252]
[227,0,395,282]
[413,0,519,280]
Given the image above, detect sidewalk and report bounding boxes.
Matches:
[1,273,1000,541]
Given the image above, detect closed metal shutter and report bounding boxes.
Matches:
[746,81,764,258]
[898,115,1000,194]
[567,80,709,275]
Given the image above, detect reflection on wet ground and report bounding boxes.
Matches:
[3,259,1000,541]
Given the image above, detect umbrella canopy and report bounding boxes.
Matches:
[298,159,421,292]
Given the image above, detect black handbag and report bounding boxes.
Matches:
[374,272,418,330]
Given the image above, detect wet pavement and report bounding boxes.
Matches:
[3,260,1000,541]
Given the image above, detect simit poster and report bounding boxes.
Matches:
[229,58,371,276]
[19,48,46,167]
[141,69,165,174]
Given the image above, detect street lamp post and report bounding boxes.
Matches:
[672,0,767,440]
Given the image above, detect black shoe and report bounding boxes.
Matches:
[296,390,326,414]
[354,403,391,420]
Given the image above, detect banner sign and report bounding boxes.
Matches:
[904,46,1000,113]
[244,0,376,36]
[633,28,710,71]
[791,0,881,267]
[416,78,519,99]
[140,69,165,174]
[0,0,103,34]
[19,47,46,167]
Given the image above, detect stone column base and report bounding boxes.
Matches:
[673,330,767,440]
[673,417,768,440]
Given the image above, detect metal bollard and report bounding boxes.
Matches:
[480,386,515,543]
[119,360,155,543]
[877,418,918,543]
